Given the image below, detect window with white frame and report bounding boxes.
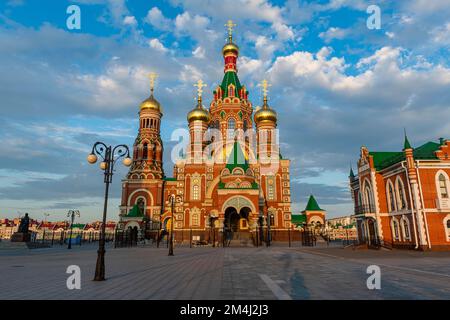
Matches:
[192,184,200,200]
[387,181,396,212]
[267,176,275,201]
[444,215,450,241]
[438,173,449,199]
[396,178,407,210]
[392,218,400,240]
[191,213,200,226]
[227,118,235,139]
[401,217,411,240]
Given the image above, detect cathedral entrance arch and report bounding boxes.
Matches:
[222,196,255,234]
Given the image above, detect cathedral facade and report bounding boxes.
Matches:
[118,26,292,241]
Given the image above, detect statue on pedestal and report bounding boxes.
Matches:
[11,213,31,242]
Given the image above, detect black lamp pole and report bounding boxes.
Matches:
[169,194,175,256]
[87,142,131,281]
[67,210,80,249]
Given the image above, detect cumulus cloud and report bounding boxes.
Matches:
[144,7,172,31]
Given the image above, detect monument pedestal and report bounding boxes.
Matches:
[11,232,31,242]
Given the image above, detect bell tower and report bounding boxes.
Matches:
[119,73,164,224]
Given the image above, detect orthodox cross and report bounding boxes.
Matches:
[225,20,236,42]
[148,72,158,94]
[194,79,207,104]
[258,79,271,104]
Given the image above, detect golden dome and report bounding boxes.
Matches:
[254,105,277,123]
[187,105,210,123]
[140,94,161,112]
[222,42,239,56]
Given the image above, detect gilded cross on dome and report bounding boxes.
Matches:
[258,79,272,103]
[225,20,236,42]
[148,72,158,94]
[194,79,207,103]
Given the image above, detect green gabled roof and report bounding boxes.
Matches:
[218,181,259,189]
[370,140,442,170]
[221,71,242,98]
[125,204,144,217]
[164,177,177,181]
[403,134,412,150]
[370,151,404,170]
[304,195,325,211]
[413,141,440,160]
[226,140,249,171]
[349,166,355,178]
[291,214,306,226]
[71,223,85,229]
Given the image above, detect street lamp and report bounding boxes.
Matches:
[87,142,131,281]
[210,215,218,247]
[168,194,177,256]
[67,210,80,249]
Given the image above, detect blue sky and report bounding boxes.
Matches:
[0,0,449,223]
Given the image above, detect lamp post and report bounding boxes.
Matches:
[42,213,50,244]
[168,194,177,256]
[87,142,132,281]
[67,210,80,249]
[210,215,218,247]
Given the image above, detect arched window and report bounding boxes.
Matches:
[243,120,248,132]
[402,217,410,240]
[438,174,449,199]
[227,118,235,139]
[396,178,407,210]
[143,143,148,160]
[387,181,396,212]
[447,220,450,239]
[364,183,374,212]
[228,85,235,97]
[192,213,200,226]
[267,176,275,200]
[392,219,400,240]
[192,184,200,201]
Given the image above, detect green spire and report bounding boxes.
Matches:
[220,71,242,98]
[226,140,248,171]
[304,195,324,211]
[403,129,412,150]
[349,166,355,179]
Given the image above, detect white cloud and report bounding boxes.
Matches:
[144,7,172,31]
[192,46,205,58]
[319,27,349,43]
[123,15,137,27]
[149,38,168,53]
[430,22,450,45]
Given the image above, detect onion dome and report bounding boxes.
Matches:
[254,105,277,123]
[140,72,162,112]
[140,94,161,112]
[188,79,210,123]
[254,79,277,124]
[187,105,210,123]
[222,41,239,56]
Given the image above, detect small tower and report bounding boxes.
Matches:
[254,79,278,161]
[302,195,326,226]
[187,79,210,163]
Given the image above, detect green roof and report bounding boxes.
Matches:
[164,177,177,181]
[291,214,306,225]
[71,223,85,229]
[403,134,412,150]
[370,140,441,170]
[304,195,324,211]
[349,167,355,178]
[125,204,144,218]
[226,140,249,171]
[221,71,243,98]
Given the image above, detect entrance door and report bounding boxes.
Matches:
[367,218,377,245]
[224,207,240,232]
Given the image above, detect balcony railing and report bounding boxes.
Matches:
[354,204,376,215]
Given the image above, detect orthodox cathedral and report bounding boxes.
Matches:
[118,22,292,240]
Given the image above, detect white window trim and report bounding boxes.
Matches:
[444,215,450,242]
[395,177,408,211]
[400,216,411,241]
[386,180,397,213]
[436,170,450,201]
[391,217,401,241]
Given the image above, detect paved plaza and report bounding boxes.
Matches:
[1,243,450,300]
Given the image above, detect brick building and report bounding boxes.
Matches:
[118,25,292,241]
[350,136,450,250]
